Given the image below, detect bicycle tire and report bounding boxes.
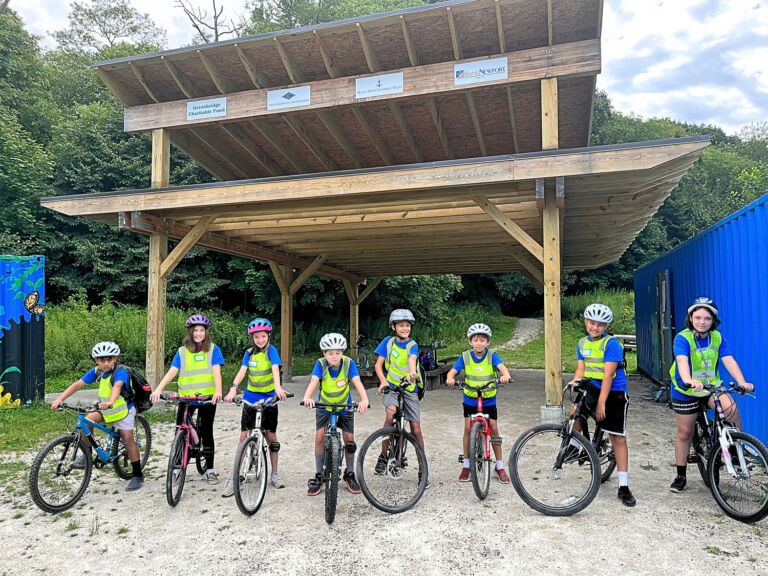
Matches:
[594,433,616,483]
[357,426,428,514]
[233,434,268,517]
[166,429,188,507]
[194,412,209,475]
[325,434,341,524]
[707,431,768,523]
[691,421,709,487]
[509,424,601,516]
[470,421,491,500]
[112,415,152,480]
[29,434,92,514]
[357,350,371,370]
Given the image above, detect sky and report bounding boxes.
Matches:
[10,0,768,135]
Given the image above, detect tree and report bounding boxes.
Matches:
[176,0,246,43]
[54,0,166,53]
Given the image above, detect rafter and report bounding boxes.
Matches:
[129,63,161,103]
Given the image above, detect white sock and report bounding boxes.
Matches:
[463,458,470,469]
[569,438,581,448]
[617,471,628,487]
[496,461,505,470]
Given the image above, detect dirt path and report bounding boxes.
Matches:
[3,372,768,576]
[493,318,543,351]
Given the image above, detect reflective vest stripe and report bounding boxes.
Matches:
[97,373,129,423]
[461,350,496,399]
[385,337,417,392]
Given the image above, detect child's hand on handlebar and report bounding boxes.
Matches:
[357,399,369,414]
[224,388,237,403]
[738,382,755,393]
[446,377,456,387]
[499,375,511,385]
[685,379,705,391]
[51,399,62,411]
[303,397,315,409]
[377,380,389,395]
[275,386,288,401]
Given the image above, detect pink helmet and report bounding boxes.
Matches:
[248,318,273,334]
[185,314,211,328]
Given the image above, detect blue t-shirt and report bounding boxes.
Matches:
[171,344,225,369]
[311,358,360,413]
[241,345,282,403]
[576,335,627,392]
[81,366,133,409]
[670,332,733,400]
[374,337,419,360]
[452,350,503,407]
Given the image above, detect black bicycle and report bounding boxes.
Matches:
[351,334,374,370]
[508,379,602,516]
[301,400,358,524]
[357,380,428,514]
[686,382,768,522]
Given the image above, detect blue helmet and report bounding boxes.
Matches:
[248,318,273,334]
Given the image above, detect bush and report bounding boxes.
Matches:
[561,290,635,335]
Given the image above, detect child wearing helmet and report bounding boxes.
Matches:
[51,341,144,491]
[668,297,754,493]
[570,303,636,507]
[446,323,512,483]
[373,309,428,485]
[150,314,225,484]
[222,318,288,495]
[302,333,369,496]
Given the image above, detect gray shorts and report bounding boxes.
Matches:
[382,387,420,422]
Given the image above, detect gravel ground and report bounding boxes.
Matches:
[3,371,768,576]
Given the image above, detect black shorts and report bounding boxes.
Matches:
[241,404,278,433]
[315,410,354,434]
[671,395,711,415]
[463,403,498,421]
[582,387,629,436]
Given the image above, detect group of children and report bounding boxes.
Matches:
[52,303,651,509]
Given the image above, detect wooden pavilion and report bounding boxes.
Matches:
[41,0,709,408]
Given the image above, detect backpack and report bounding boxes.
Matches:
[95,364,153,413]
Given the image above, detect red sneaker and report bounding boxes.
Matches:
[496,468,511,484]
[458,467,471,482]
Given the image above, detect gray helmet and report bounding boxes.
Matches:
[467,323,492,339]
[91,341,121,358]
[389,309,415,326]
[584,303,613,324]
[320,333,347,351]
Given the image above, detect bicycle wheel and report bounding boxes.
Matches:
[357,426,428,514]
[691,421,710,487]
[112,415,152,480]
[166,429,188,507]
[470,421,491,500]
[593,432,616,483]
[233,434,268,517]
[509,424,600,516]
[357,350,371,370]
[707,431,768,523]
[325,434,341,524]
[29,434,92,514]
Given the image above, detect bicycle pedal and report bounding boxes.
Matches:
[457,454,464,463]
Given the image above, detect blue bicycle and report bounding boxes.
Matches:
[29,403,152,513]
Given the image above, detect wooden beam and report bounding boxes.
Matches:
[356,23,380,73]
[273,37,306,84]
[357,277,382,304]
[547,0,554,46]
[543,184,562,405]
[399,16,418,66]
[506,246,543,287]
[234,44,270,89]
[281,266,294,379]
[250,119,306,173]
[474,196,544,262]
[162,56,203,99]
[289,255,327,295]
[186,129,249,180]
[123,39,602,132]
[219,123,281,176]
[507,87,519,153]
[316,111,364,168]
[129,62,161,103]
[425,98,453,157]
[283,115,338,171]
[146,231,168,387]
[446,7,462,60]
[151,129,170,188]
[541,77,559,150]
[159,215,216,278]
[168,129,239,181]
[494,0,505,53]
[96,69,143,106]
[343,279,360,358]
[268,261,289,294]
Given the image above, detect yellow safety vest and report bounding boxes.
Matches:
[177,345,216,396]
[461,350,496,399]
[319,357,351,412]
[97,371,129,423]
[247,348,274,394]
[669,329,722,398]
[385,337,417,392]
[578,335,623,382]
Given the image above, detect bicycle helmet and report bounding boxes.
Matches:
[584,303,613,324]
[91,341,121,358]
[389,309,415,326]
[320,333,347,351]
[467,323,492,339]
[247,317,273,334]
[185,314,211,328]
[687,296,719,318]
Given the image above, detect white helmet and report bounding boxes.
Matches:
[467,323,492,339]
[389,309,415,325]
[320,333,347,351]
[91,341,121,358]
[584,303,613,324]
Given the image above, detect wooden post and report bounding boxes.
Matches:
[269,262,294,381]
[146,129,170,385]
[343,280,360,358]
[541,78,558,150]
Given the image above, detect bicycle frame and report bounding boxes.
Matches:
[700,388,747,477]
[472,394,492,462]
[165,395,211,470]
[72,410,121,464]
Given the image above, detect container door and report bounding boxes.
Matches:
[657,270,674,386]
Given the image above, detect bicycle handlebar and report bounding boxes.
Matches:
[699,382,756,398]
[233,392,294,408]
[56,402,100,413]
[449,380,500,392]
[300,401,359,411]
[160,393,214,404]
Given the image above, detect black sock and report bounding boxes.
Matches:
[132,461,143,478]
[676,465,687,478]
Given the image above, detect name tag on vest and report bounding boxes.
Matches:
[391,349,400,359]
[195,354,206,362]
[337,379,347,388]
[582,350,592,357]
[474,367,483,372]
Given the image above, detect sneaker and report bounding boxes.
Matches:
[343,470,361,494]
[419,470,430,489]
[307,473,323,496]
[374,454,387,475]
[458,467,471,482]
[125,476,144,492]
[271,473,285,489]
[669,475,687,493]
[205,469,220,485]
[222,474,234,497]
[71,453,87,470]
[617,486,636,507]
[496,468,511,484]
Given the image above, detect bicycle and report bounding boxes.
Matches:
[231,392,294,516]
[350,334,374,370]
[301,400,359,524]
[357,379,428,514]
[161,393,213,507]
[686,382,768,523]
[508,379,602,516]
[452,380,500,500]
[29,402,152,513]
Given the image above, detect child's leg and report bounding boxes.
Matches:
[314,426,325,475]
[611,433,628,474]
[342,431,356,473]
[409,420,425,450]
[266,431,279,473]
[489,419,504,466]
[82,411,104,449]
[462,416,472,462]
[198,404,217,469]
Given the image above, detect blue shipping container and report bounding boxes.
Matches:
[634,194,768,442]
[0,255,45,406]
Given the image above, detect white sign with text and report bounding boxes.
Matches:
[186,97,227,121]
[454,57,509,86]
[267,86,311,110]
[355,72,404,99]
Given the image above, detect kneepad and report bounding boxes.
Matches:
[269,441,281,453]
[345,442,357,455]
[490,436,503,446]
